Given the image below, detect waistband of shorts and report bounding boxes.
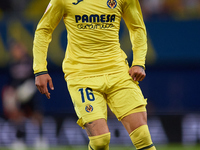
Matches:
[65,70,126,81]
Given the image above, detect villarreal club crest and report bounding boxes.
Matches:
[85,105,93,113]
[107,0,117,9]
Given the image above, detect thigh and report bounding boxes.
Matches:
[84,118,109,136]
[67,76,108,128]
[107,71,147,120]
[121,111,147,134]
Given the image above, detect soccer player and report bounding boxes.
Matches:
[33,0,156,150]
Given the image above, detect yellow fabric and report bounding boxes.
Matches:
[118,104,146,121]
[33,0,147,79]
[66,70,147,128]
[129,125,156,150]
[88,132,111,150]
[147,147,157,150]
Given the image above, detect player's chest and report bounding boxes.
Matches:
[66,0,122,15]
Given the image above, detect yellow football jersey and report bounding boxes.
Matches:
[33,0,147,79]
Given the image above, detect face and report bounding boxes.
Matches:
[10,42,26,60]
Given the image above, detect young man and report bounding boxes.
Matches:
[33,0,156,149]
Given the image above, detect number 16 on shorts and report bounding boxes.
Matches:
[78,87,95,103]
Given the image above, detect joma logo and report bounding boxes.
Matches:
[72,0,83,5]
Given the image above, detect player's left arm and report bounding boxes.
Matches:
[122,0,147,81]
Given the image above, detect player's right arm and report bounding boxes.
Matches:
[33,0,65,98]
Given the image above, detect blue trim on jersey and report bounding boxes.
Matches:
[132,65,145,70]
[89,145,94,150]
[137,144,154,150]
[35,71,48,77]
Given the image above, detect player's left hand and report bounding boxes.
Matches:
[129,66,146,81]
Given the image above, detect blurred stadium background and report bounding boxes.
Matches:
[0,0,200,149]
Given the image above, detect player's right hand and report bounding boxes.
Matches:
[35,74,54,99]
